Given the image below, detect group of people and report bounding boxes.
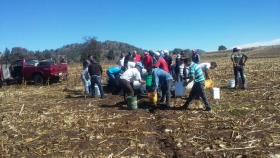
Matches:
[81,46,248,112]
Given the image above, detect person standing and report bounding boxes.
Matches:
[119,62,146,103]
[142,52,153,69]
[88,58,105,98]
[197,62,217,79]
[83,55,94,70]
[131,51,141,63]
[181,58,212,111]
[116,52,125,67]
[231,46,248,89]
[147,67,173,109]
[163,50,173,72]
[124,52,132,69]
[154,52,169,73]
[191,49,200,64]
[81,67,91,94]
[174,57,188,82]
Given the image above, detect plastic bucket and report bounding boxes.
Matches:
[127,96,138,110]
[145,75,152,86]
[147,92,157,105]
[205,79,214,89]
[210,88,220,99]
[94,85,100,95]
[227,80,235,89]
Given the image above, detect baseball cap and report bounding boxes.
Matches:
[155,52,160,56]
[135,62,143,68]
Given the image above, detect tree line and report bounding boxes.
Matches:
[1,37,219,64]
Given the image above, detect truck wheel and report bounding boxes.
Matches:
[34,74,44,85]
[0,80,3,88]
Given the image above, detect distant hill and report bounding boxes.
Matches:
[202,45,280,59]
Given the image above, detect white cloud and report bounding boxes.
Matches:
[233,38,280,49]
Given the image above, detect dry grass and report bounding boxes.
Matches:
[0,55,280,157]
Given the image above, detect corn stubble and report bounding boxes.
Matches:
[0,57,280,157]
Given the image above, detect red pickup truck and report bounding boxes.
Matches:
[0,58,68,86]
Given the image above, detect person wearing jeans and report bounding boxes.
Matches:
[88,59,105,98]
[146,67,173,109]
[81,67,91,94]
[90,75,104,98]
[182,58,211,111]
[231,46,248,89]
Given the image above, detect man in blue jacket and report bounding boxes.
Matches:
[146,67,173,109]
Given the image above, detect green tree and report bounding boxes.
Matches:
[107,50,115,60]
[80,37,102,62]
[218,45,227,51]
[3,48,11,62]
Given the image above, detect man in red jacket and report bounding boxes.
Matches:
[142,52,153,69]
[154,52,170,73]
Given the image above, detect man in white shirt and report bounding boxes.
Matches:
[197,62,217,79]
[119,62,146,103]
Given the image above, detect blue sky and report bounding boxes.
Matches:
[1,0,280,52]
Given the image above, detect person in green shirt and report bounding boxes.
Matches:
[231,46,248,89]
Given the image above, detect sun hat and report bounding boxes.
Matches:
[192,49,197,53]
[155,52,160,56]
[163,50,169,54]
[235,46,242,50]
[135,62,143,68]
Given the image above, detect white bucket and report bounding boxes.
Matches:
[133,81,145,90]
[210,88,220,99]
[227,80,235,89]
[94,85,100,95]
[185,79,194,89]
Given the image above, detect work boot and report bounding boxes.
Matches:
[205,107,212,111]
[235,85,238,89]
[241,84,246,89]
[180,103,190,110]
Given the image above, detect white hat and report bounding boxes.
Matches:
[177,54,181,58]
[163,50,169,54]
[235,46,242,50]
[155,52,160,56]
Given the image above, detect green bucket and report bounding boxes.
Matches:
[127,96,138,110]
[145,75,153,86]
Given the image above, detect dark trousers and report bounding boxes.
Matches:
[161,79,172,107]
[119,79,134,103]
[234,66,245,85]
[91,75,104,97]
[185,81,211,109]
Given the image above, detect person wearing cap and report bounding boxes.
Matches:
[146,67,173,110]
[119,62,146,103]
[181,58,212,111]
[88,57,105,98]
[60,56,67,63]
[142,52,153,69]
[197,62,217,79]
[153,52,170,73]
[163,50,173,72]
[191,49,200,64]
[231,46,248,89]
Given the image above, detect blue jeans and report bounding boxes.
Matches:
[81,75,91,94]
[234,66,245,85]
[91,75,104,97]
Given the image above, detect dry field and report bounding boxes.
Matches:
[1,55,280,157]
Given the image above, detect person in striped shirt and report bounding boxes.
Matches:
[181,58,212,111]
